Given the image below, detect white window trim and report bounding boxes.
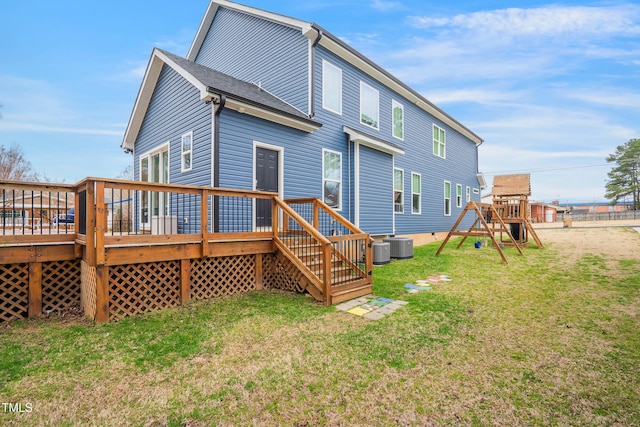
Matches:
[473,188,480,194]
[433,124,446,159]
[322,148,343,211]
[181,131,193,173]
[456,184,463,208]
[394,168,404,214]
[322,60,342,115]
[138,142,170,227]
[466,186,471,203]
[359,81,379,130]
[392,99,404,141]
[444,180,451,216]
[411,172,421,215]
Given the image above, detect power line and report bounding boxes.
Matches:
[483,163,609,177]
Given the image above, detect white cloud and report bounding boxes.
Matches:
[410,5,640,39]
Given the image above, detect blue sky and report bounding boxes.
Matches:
[1,0,639,203]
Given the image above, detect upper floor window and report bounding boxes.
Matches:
[392,100,404,140]
[412,172,421,214]
[394,168,404,213]
[323,149,342,210]
[360,82,379,129]
[181,132,193,172]
[322,60,342,115]
[433,124,445,158]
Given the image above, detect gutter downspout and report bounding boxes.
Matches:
[309,29,323,118]
[213,94,226,232]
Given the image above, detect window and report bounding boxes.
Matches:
[181,132,193,172]
[473,188,479,194]
[139,145,169,225]
[392,100,404,140]
[412,173,421,214]
[433,124,445,158]
[444,181,451,216]
[394,168,404,213]
[322,60,342,114]
[466,186,471,203]
[360,81,379,129]
[456,184,462,208]
[323,149,342,210]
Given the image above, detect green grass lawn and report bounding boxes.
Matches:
[1,232,639,426]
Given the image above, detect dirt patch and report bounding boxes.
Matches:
[535,225,640,267]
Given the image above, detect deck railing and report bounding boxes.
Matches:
[1,179,372,310]
[283,198,373,300]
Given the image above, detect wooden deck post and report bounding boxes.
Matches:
[85,181,96,266]
[255,253,263,290]
[180,259,191,305]
[95,265,109,324]
[201,189,209,257]
[95,181,107,265]
[28,262,42,317]
[322,243,332,306]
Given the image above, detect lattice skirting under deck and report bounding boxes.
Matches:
[80,261,97,320]
[263,252,307,293]
[191,255,256,300]
[43,260,81,313]
[0,263,29,322]
[109,261,181,321]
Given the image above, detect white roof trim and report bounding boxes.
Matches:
[226,98,320,133]
[187,0,313,61]
[122,48,319,150]
[343,126,405,156]
[121,49,213,151]
[187,1,481,145]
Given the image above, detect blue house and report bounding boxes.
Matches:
[122,0,484,240]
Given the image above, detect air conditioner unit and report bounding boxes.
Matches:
[372,242,390,265]
[383,237,414,259]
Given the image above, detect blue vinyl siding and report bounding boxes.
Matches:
[218,109,321,198]
[313,46,479,233]
[133,65,212,233]
[132,8,481,237]
[359,145,393,235]
[134,65,212,188]
[195,7,309,114]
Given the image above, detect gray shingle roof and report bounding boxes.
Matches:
[158,49,320,127]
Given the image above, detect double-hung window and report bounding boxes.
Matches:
[392,100,404,140]
[394,168,404,213]
[322,60,342,115]
[360,81,379,129]
[444,181,451,216]
[323,149,342,210]
[466,186,471,203]
[412,173,421,214]
[456,184,463,208]
[433,124,445,158]
[181,132,193,172]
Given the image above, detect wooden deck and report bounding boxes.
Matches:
[1,178,373,324]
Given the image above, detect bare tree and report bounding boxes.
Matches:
[0,144,40,181]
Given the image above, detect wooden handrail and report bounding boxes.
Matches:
[273,197,332,246]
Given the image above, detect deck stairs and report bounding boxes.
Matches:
[274,198,373,305]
